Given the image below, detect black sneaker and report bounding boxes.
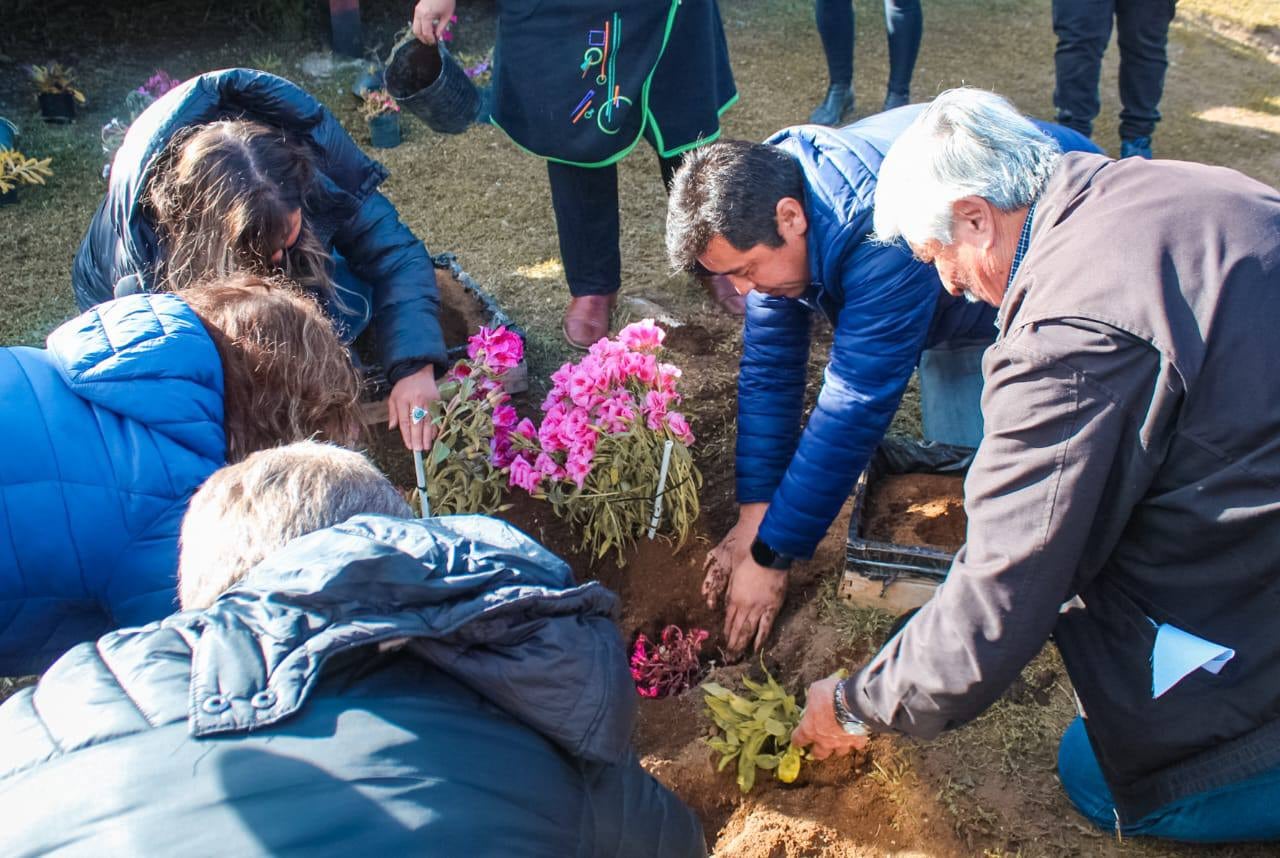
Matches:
[809,84,854,126]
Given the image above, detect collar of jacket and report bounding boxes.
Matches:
[994,153,1111,340]
[179,514,634,764]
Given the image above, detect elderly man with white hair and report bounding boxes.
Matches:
[792,87,1280,843]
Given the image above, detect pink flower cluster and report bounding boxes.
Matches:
[630,625,710,698]
[441,325,529,470]
[504,320,695,494]
[136,70,180,100]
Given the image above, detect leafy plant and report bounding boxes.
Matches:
[424,326,525,515]
[101,70,183,173]
[630,625,709,698]
[361,89,400,121]
[506,320,702,564]
[29,64,85,102]
[0,150,53,193]
[702,661,847,793]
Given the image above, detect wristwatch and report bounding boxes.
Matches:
[749,536,793,571]
[832,679,870,737]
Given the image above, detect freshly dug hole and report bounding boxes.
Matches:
[863,473,966,551]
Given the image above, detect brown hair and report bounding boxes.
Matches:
[181,274,363,463]
[146,119,335,300]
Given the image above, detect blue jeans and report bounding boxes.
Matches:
[918,340,986,448]
[815,0,922,99]
[1058,717,1280,842]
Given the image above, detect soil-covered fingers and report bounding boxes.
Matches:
[725,605,762,659]
[701,551,731,609]
[752,605,777,653]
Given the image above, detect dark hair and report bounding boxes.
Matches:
[147,119,335,300]
[181,274,363,463]
[665,140,806,273]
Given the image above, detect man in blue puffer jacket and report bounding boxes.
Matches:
[0,294,225,675]
[74,69,447,450]
[666,104,1100,654]
[0,443,705,857]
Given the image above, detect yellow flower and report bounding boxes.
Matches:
[777,747,802,783]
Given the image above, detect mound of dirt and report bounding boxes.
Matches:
[863,474,966,552]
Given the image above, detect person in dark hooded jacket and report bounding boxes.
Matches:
[665,104,1101,655]
[0,442,705,857]
[73,69,445,452]
[0,277,363,677]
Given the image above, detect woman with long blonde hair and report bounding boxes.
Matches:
[74,69,445,452]
[0,273,362,675]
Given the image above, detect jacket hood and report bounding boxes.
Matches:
[45,292,225,461]
[106,69,388,289]
[181,514,634,764]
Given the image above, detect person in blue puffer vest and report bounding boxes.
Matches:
[665,103,1100,655]
[0,443,706,857]
[73,68,446,452]
[0,277,362,676]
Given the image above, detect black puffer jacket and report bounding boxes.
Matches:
[73,68,446,381]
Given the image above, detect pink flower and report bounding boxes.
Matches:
[492,404,518,430]
[620,351,658,386]
[618,319,666,353]
[490,434,515,468]
[666,411,695,445]
[558,407,592,450]
[467,326,524,373]
[535,452,565,480]
[508,454,541,493]
[567,366,601,409]
[565,455,592,488]
[656,362,683,394]
[514,417,537,441]
[644,389,674,430]
[549,361,575,393]
[445,361,473,383]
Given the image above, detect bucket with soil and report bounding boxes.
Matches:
[841,438,974,610]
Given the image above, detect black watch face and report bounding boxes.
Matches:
[750,538,775,568]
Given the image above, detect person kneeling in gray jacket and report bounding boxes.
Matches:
[0,442,704,857]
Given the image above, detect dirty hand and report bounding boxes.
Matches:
[387,364,440,451]
[791,675,870,760]
[702,502,768,609]
[724,552,787,657]
[412,0,456,44]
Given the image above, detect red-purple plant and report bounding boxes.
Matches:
[630,625,710,698]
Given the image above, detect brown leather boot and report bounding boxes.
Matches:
[698,273,747,317]
[562,293,617,350]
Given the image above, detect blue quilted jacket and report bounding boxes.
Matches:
[0,294,225,675]
[0,515,705,857]
[743,107,1101,558]
[72,68,446,382]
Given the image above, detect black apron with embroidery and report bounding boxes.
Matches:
[490,0,737,167]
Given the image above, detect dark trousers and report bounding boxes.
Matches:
[547,154,683,298]
[1052,0,1177,140]
[815,0,922,99]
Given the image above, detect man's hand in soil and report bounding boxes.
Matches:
[724,552,787,657]
[792,675,870,760]
[387,364,440,451]
[703,502,768,608]
[412,0,456,44]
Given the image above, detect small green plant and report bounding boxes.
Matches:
[703,661,838,793]
[29,63,85,102]
[0,150,53,193]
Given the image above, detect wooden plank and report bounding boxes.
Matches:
[838,570,938,614]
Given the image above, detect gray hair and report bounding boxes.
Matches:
[872,88,1063,247]
[178,441,410,610]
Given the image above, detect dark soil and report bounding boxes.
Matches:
[863,474,967,552]
[436,268,492,351]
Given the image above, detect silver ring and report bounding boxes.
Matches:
[411,406,428,425]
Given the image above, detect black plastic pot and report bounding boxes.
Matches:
[385,35,479,135]
[368,112,401,148]
[38,92,77,124]
[0,186,17,206]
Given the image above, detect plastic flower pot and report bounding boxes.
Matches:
[0,186,17,206]
[0,118,16,150]
[368,112,401,148]
[38,92,77,124]
[385,34,479,135]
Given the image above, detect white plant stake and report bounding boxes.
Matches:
[412,406,431,517]
[647,439,675,539]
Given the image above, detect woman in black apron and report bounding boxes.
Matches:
[414,0,740,348]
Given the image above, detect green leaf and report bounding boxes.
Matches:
[430,441,452,465]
